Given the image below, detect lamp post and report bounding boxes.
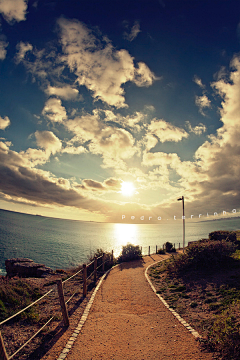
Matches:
[178,196,185,253]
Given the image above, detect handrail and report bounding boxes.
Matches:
[62,267,83,284]
[8,315,55,360]
[0,251,114,359]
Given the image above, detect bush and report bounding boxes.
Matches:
[165,242,176,253]
[207,301,240,359]
[165,240,237,275]
[157,249,166,254]
[209,230,237,243]
[118,243,142,262]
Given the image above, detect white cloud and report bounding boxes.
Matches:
[57,18,156,108]
[142,151,180,167]
[45,85,79,100]
[0,0,28,23]
[35,130,62,155]
[195,94,211,115]
[0,40,8,60]
[0,116,10,130]
[15,41,33,63]
[185,121,206,135]
[64,110,139,169]
[103,110,145,131]
[123,21,141,42]
[146,119,189,143]
[134,62,157,87]
[193,75,205,89]
[62,145,87,155]
[42,98,67,123]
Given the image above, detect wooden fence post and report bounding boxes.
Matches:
[102,253,105,273]
[0,330,8,360]
[94,257,97,283]
[111,250,114,263]
[148,246,150,256]
[56,279,69,327]
[156,245,157,254]
[83,264,87,297]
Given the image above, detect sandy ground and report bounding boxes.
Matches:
[64,255,213,360]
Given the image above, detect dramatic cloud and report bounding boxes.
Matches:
[45,85,79,100]
[123,21,141,41]
[42,98,67,123]
[57,18,156,108]
[0,40,8,60]
[0,0,28,23]
[0,116,10,130]
[0,140,114,214]
[81,178,121,192]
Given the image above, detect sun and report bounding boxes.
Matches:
[121,182,135,196]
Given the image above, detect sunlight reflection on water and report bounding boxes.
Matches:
[113,223,139,257]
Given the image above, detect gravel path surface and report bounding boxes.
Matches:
[65,255,213,360]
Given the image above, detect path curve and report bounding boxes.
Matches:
[62,255,213,360]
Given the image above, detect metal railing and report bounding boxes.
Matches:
[0,251,114,360]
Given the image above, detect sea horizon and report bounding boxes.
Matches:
[1,208,240,276]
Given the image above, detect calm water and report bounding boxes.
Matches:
[0,209,240,275]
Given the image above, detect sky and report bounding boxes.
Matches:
[0,0,240,223]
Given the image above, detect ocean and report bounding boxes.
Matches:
[0,209,240,275]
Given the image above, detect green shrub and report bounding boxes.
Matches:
[165,240,237,275]
[118,243,142,262]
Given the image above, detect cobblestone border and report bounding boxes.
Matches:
[57,268,113,360]
[145,260,201,339]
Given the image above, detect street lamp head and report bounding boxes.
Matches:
[177,197,183,201]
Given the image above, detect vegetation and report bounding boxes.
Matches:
[0,278,42,322]
[148,230,240,360]
[164,240,236,275]
[165,241,176,253]
[118,243,142,262]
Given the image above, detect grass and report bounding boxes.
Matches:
[0,278,42,322]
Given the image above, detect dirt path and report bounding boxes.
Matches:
[64,255,213,360]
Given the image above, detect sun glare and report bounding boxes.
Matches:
[114,223,138,257]
[121,181,135,196]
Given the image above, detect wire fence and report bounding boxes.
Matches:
[0,251,114,360]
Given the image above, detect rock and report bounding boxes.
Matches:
[5,258,54,278]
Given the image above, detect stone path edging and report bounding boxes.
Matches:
[145,260,201,339]
[57,257,201,360]
[57,267,115,360]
